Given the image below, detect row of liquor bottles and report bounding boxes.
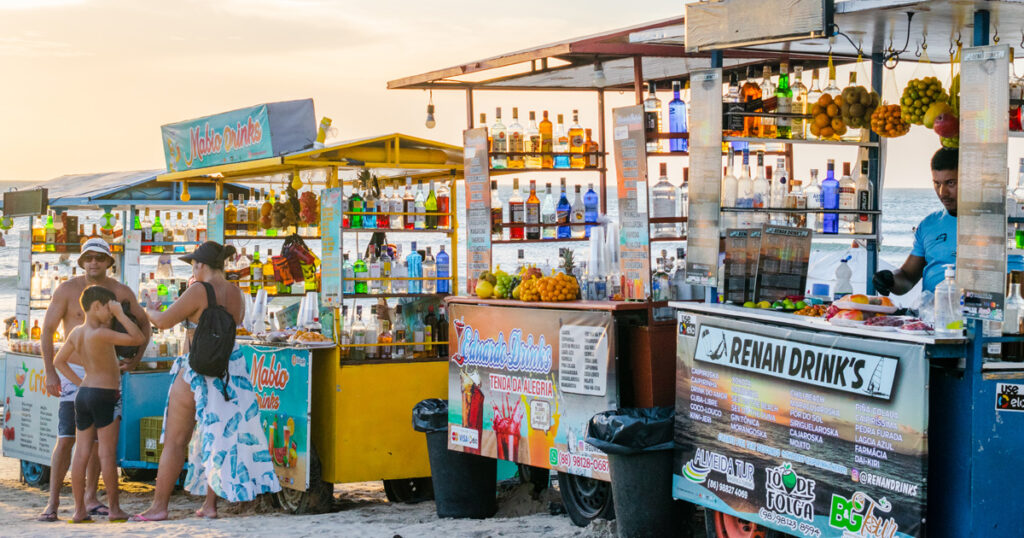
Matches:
[136,208,207,252]
[223,188,319,237]
[342,242,451,295]
[29,263,82,302]
[224,246,321,296]
[344,177,451,230]
[31,211,124,253]
[490,177,600,241]
[482,108,601,169]
[339,302,449,361]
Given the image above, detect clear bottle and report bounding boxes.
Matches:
[540,111,554,168]
[541,183,557,239]
[775,62,792,140]
[668,80,689,152]
[353,252,368,294]
[651,162,678,238]
[423,247,437,294]
[554,114,570,168]
[678,167,689,236]
[644,81,663,153]
[406,241,423,294]
[350,306,366,360]
[364,306,379,359]
[424,180,438,229]
[854,160,873,234]
[414,181,427,230]
[525,111,543,169]
[752,150,770,220]
[392,305,407,359]
[436,245,450,294]
[722,152,739,229]
[770,157,788,224]
[1004,271,1024,361]
[507,107,525,169]
[386,182,401,230]
[584,183,599,238]
[363,188,378,229]
[736,149,754,227]
[571,185,586,239]
[342,253,355,295]
[822,159,840,234]
[824,63,841,100]
[526,180,541,240]
[374,185,390,230]
[569,109,586,169]
[412,308,426,358]
[740,66,762,138]
[490,107,507,169]
[556,178,572,239]
[807,68,823,114]
[791,65,808,140]
[934,264,964,336]
[652,253,671,301]
[805,168,822,232]
[758,66,777,139]
[490,180,503,240]
[834,256,853,299]
[839,162,857,233]
[508,178,525,240]
[367,245,382,294]
[392,252,408,294]
[724,71,744,138]
[378,319,394,360]
[786,178,807,227]
[437,178,450,229]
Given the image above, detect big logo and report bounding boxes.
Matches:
[765,463,816,522]
[829,491,899,538]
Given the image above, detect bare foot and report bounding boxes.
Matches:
[195,506,217,519]
[108,509,130,522]
[132,508,168,521]
[70,511,90,523]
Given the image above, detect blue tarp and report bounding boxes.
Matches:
[19,169,245,209]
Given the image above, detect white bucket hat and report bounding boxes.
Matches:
[78,238,114,268]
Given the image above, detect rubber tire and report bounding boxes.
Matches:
[122,467,158,482]
[21,460,50,488]
[518,464,550,493]
[557,471,615,527]
[704,509,784,538]
[275,445,334,514]
[383,477,434,504]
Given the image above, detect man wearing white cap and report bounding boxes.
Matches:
[37,238,150,522]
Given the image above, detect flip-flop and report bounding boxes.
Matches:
[36,512,58,522]
[68,517,94,524]
[109,517,129,523]
[129,514,159,522]
[87,504,109,516]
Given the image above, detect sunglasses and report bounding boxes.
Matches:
[80,253,109,263]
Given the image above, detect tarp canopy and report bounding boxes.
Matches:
[24,169,246,210]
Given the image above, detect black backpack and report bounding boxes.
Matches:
[111,300,141,359]
[189,282,237,400]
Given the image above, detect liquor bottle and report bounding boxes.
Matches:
[379,245,393,294]
[363,187,378,229]
[839,162,857,233]
[652,252,671,301]
[31,320,41,341]
[99,209,114,246]
[557,178,571,239]
[412,308,426,358]
[855,160,873,234]
[264,248,278,296]
[540,110,554,168]
[758,66,777,139]
[437,179,450,229]
[406,241,423,294]
[525,111,542,169]
[390,182,405,230]
[722,152,738,228]
[775,62,793,140]
[752,151,770,225]
[349,187,364,229]
[436,306,449,357]
[350,306,366,360]
[393,305,407,359]
[491,107,508,169]
[805,169,822,232]
[584,183,599,238]
[32,217,45,252]
[490,180,503,240]
[585,128,600,168]
[770,158,788,225]
[807,69,823,118]
[392,255,408,294]
[724,72,744,138]
[365,306,379,359]
[378,319,393,360]
[53,211,66,253]
[1012,48,1023,132]
[339,305,352,360]
[570,185,586,239]
[412,181,426,229]
[262,188,276,237]
[516,248,527,275]
[508,107,525,169]
[740,66,762,138]
[367,245,382,294]
[526,180,541,240]
[569,109,586,169]
[651,163,677,238]
[417,180,435,230]
[480,112,488,146]
[247,189,259,235]
[786,178,807,227]
[822,159,840,234]
[251,247,263,296]
[792,65,808,140]
[240,195,252,236]
[375,186,390,230]
[841,71,863,141]
[668,80,689,152]
[403,177,416,230]
[824,63,841,99]
[423,306,436,357]
[152,210,165,253]
[224,193,237,235]
[644,81,662,153]
[736,149,753,227]
[423,247,437,294]
[44,212,55,252]
[436,245,450,294]
[554,114,570,168]
[541,182,557,240]
[352,252,368,294]
[508,178,525,240]
[679,167,689,236]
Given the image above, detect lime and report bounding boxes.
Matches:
[743,301,756,308]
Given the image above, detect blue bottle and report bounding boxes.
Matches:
[822,159,839,234]
[668,80,688,152]
[584,183,599,238]
[436,245,450,294]
[406,241,423,294]
[556,179,572,239]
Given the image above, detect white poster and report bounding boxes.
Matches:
[3,353,60,465]
[558,324,610,396]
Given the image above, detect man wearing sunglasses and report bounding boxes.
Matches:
[37,237,150,522]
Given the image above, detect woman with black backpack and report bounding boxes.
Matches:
[133,241,280,522]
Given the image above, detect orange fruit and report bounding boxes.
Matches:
[817,94,833,106]
[820,126,834,138]
[827,104,840,117]
[814,114,829,128]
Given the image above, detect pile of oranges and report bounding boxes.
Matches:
[519,276,541,302]
[535,272,580,302]
[870,104,911,138]
[809,94,847,139]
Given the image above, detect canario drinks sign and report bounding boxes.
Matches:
[161,99,316,173]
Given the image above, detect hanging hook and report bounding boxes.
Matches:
[914,41,922,57]
[956,31,962,47]
[994,26,1001,44]
[949,36,957,57]
[1020,31,1024,49]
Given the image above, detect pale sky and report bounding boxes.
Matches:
[0,0,1019,189]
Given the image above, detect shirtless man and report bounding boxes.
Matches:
[38,238,150,522]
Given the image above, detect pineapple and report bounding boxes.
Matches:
[559,248,576,276]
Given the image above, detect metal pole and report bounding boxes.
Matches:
[866,52,884,294]
[633,56,644,105]
[597,88,607,215]
[466,88,475,129]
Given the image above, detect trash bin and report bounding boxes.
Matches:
[413,398,497,519]
[587,407,688,538]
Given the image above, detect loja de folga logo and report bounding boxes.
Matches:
[765,463,816,522]
[828,491,899,538]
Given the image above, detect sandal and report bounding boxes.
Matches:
[87,504,109,516]
[36,512,58,522]
[68,517,94,524]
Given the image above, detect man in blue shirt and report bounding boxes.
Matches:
[873,147,957,296]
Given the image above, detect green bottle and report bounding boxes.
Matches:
[424,180,438,229]
[152,210,165,253]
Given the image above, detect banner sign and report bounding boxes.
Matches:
[463,128,492,294]
[612,105,651,299]
[319,187,343,307]
[674,312,928,537]
[685,68,723,286]
[447,303,616,481]
[242,344,312,491]
[3,353,59,466]
[162,99,315,173]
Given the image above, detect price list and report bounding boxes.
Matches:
[558,324,609,396]
[685,69,723,286]
[463,128,491,294]
[319,187,343,307]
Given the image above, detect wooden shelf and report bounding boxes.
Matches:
[491,238,589,245]
[723,136,878,148]
[341,228,453,234]
[490,167,605,176]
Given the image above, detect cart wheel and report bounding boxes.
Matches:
[275,445,334,514]
[20,460,50,488]
[383,477,434,504]
[557,471,615,527]
[122,467,158,482]
[705,509,781,538]
[518,464,550,494]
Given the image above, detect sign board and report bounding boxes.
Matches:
[754,225,812,302]
[673,312,928,537]
[242,344,312,491]
[463,128,492,294]
[3,353,59,466]
[612,105,650,299]
[2,189,47,218]
[685,0,832,52]
[686,69,724,286]
[447,303,616,481]
[161,99,315,173]
[206,201,226,243]
[319,187,343,307]
[957,45,1010,321]
[16,230,30,323]
[123,229,142,297]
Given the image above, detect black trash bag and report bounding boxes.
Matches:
[585,406,674,456]
[413,398,449,433]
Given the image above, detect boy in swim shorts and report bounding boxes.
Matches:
[54,286,146,523]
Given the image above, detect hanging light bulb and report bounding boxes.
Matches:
[593,61,607,87]
[180,180,191,202]
[425,90,436,129]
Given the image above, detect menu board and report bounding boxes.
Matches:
[206,200,226,243]
[673,312,928,537]
[123,229,142,297]
[3,353,59,466]
[722,229,761,304]
[754,225,812,302]
[319,187,343,307]
[612,105,650,299]
[463,128,491,295]
[685,68,724,286]
[957,44,1009,321]
[16,229,30,323]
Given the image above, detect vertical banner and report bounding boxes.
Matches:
[243,345,312,491]
[463,128,491,294]
[320,187,343,307]
[686,68,724,286]
[673,312,929,537]
[207,200,226,243]
[16,229,30,323]
[612,105,651,298]
[2,353,59,466]
[446,304,616,480]
[123,229,142,297]
[958,44,1009,321]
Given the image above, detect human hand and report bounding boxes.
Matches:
[44,370,62,397]
[108,301,125,317]
[873,270,895,296]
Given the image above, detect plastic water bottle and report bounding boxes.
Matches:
[833,256,853,300]
[934,264,963,336]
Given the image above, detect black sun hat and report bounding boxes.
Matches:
[178,241,230,269]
